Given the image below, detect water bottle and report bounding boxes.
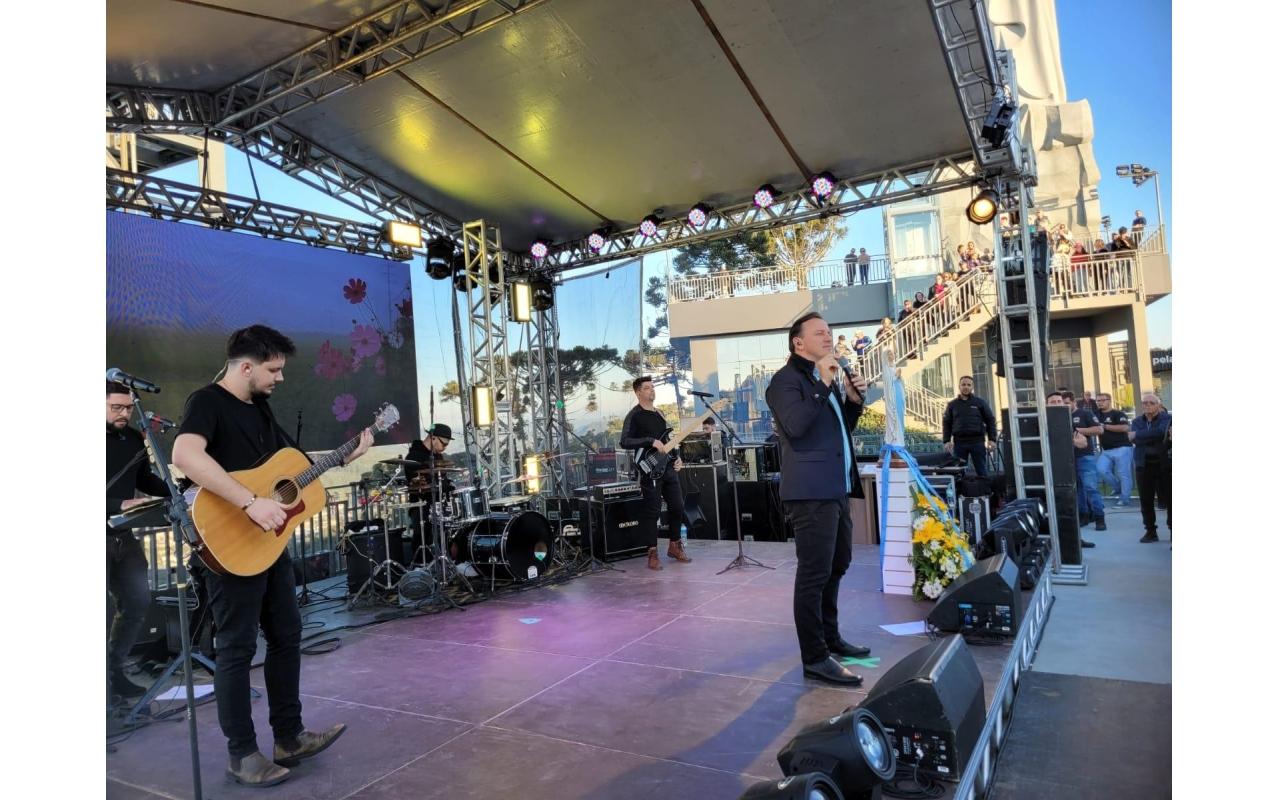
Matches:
[680,523,688,547]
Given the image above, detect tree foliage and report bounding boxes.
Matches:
[671,231,771,275]
[767,216,849,272]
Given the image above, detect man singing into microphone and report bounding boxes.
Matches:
[765,312,872,685]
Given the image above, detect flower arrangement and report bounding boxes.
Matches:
[908,483,975,601]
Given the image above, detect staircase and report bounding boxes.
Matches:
[903,381,951,431]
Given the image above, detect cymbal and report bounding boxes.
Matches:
[379,458,422,467]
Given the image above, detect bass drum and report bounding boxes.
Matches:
[449,511,554,582]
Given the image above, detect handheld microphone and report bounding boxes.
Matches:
[841,365,866,401]
[690,390,714,398]
[144,411,179,432]
[106,368,161,394]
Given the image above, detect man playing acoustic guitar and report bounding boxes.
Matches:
[173,325,372,787]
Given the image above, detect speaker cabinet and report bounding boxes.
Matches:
[730,479,785,541]
[579,496,649,560]
[1000,405,1074,490]
[927,554,1022,637]
[1027,485,1082,565]
[858,635,985,781]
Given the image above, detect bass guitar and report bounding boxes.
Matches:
[631,400,728,481]
[185,403,400,576]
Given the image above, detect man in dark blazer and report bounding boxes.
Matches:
[765,311,872,685]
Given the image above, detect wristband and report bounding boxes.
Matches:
[240,495,258,511]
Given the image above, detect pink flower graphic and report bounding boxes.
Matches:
[351,355,363,374]
[332,393,358,422]
[313,340,350,380]
[374,355,386,376]
[342,278,367,304]
[350,323,381,359]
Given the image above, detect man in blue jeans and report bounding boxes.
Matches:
[1094,393,1133,506]
[1063,391,1106,531]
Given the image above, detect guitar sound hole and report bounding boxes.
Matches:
[274,480,299,505]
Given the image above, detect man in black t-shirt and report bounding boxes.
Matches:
[619,376,690,569]
[1094,393,1133,507]
[942,376,997,476]
[1061,391,1106,532]
[173,325,371,787]
[404,423,454,559]
[106,380,170,701]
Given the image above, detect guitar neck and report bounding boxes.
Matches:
[296,434,361,488]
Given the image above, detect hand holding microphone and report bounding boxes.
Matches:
[841,365,867,404]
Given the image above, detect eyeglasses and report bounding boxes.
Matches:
[109,403,135,414]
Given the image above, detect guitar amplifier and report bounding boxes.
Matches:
[577,495,649,560]
[679,463,727,539]
[587,451,619,486]
[575,482,642,503]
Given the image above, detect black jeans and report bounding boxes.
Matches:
[953,439,989,477]
[107,533,151,670]
[200,552,303,758]
[639,469,686,548]
[786,499,853,664]
[1136,458,1171,534]
[859,263,869,284]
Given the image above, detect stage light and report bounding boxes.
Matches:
[687,203,711,228]
[966,189,999,224]
[1115,165,1132,177]
[777,707,896,799]
[523,454,542,494]
[981,95,1016,148]
[587,229,608,252]
[810,172,837,199]
[470,385,495,427]
[639,215,661,238]
[739,772,844,800]
[386,220,422,248]
[510,281,533,323]
[425,236,455,280]
[530,239,550,260]
[530,277,554,312]
[753,184,779,209]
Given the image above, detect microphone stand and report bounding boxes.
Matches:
[120,388,207,800]
[556,421,619,573]
[701,396,773,575]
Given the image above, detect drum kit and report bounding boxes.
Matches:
[342,456,560,608]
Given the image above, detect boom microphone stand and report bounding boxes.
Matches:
[115,379,206,800]
[700,396,773,575]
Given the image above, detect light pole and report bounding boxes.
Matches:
[1115,163,1164,241]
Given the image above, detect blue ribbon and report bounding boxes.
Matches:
[876,443,974,587]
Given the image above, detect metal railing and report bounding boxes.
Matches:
[667,255,892,303]
[1049,254,1140,301]
[904,381,952,431]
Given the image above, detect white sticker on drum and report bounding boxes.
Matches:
[527,566,538,579]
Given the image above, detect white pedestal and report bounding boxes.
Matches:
[879,465,915,596]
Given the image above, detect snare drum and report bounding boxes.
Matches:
[448,511,554,581]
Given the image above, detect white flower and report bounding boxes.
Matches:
[923,580,943,599]
[930,540,942,551]
[913,517,927,531]
[386,329,405,349]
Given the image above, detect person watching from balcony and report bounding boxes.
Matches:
[897,300,914,323]
[853,330,872,365]
[912,291,928,311]
[843,247,858,286]
[835,334,853,368]
[981,247,994,266]
[928,274,947,300]
[1114,227,1135,250]
[1132,210,1147,244]
[964,241,979,268]
[858,248,871,284]
[878,317,895,340]
[1093,238,1108,255]
[942,376,997,477]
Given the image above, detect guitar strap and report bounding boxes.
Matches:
[259,401,315,465]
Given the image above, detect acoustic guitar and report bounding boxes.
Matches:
[630,400,729,481]
[185,403,400,576]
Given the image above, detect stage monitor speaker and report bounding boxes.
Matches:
[679,463,726,539]
[927,554,1022,637]
[580,496,649,560]
[739,773,846,800]
[731,479,785,541]
[1000,406,1074,489]
[857,634,985,781]
[979,513,1033,562]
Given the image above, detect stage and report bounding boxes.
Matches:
[107,538,1041,799]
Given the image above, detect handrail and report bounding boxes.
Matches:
[667,255,896,303]
[1050,255,1140,300]
[903,381,952,431]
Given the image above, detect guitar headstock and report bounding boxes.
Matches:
[372,403,401,435]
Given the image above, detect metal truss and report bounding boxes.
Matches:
[106,168,411,260]
[460,220,517,498]
[534,154,979,271]
[928,0,1017,175]
[527,301,568,497]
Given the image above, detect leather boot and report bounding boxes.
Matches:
[646,547,663,570]
[666,540,692,562]
[227,752,290,787]
[274,723,347,767]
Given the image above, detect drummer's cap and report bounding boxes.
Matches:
[428,423,452,442]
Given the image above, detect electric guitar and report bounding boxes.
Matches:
[631,400,729,481]
[185,403,400,576]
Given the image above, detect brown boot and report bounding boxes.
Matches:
[646,547,663,570]
[227,752,290,787]
[666,540,692,563]
[273,723,347,767]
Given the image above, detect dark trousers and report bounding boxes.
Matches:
[201,552,303,758]
[107,533,152,670]
[953,439,989,477]
[639,469,685,548]
[859,263,869,284]
[786,499,853,664]
[1137,458,1172,534]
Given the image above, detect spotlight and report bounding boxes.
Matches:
[687,203,711,228]
[980,94,1016,148]
[470,385,495,427]
[810,172,837,199]
[385,220,422,248]
[451,251,469,293]
[739,772,844,800]
[966,189,999,224]
[522,454,542,494]
[639,215,661,238]
[587,228,608,252]
[425,236,455,280]
[530,277,554,312]
[753,184,779,209]
[777,707,896,799]
[509,281,533,323]
[530,239,550,260]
